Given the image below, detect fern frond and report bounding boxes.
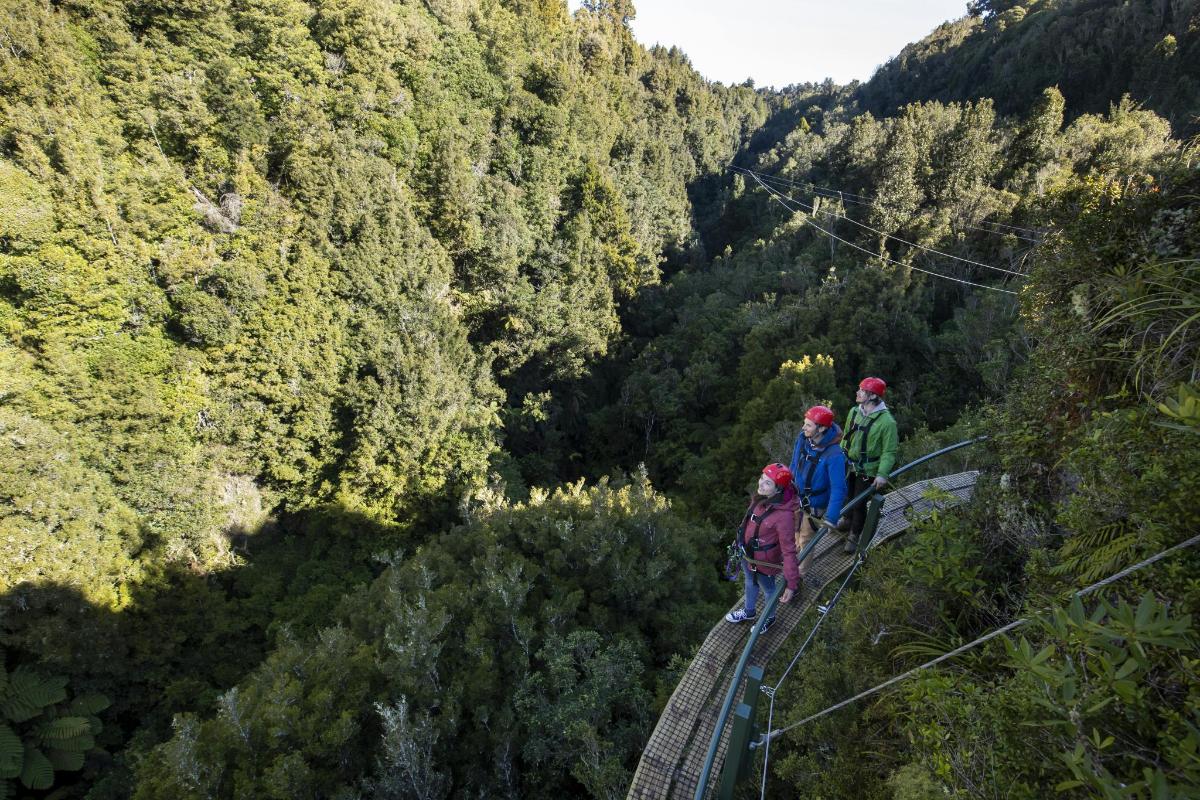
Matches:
[39,735,92,753]
[46,747,84,772]
[18,746,52,791]
[0,725,21,780]
[0,669,66,724]
[66,694,109,718]
[1077,533,1140,583]
[36,718,90,744]
[1051,521,1127,576]
[1051,523,1139,583]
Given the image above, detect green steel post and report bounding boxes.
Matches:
[738,666,764,782]
[716,665,764,798]
[855,494,885,557]
[718,704,754,800]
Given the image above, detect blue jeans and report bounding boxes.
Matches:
[742,563,777,622]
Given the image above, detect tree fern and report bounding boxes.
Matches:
[66,694,109,719]
[0,668,67,724]
[45,747,84,772]
[0,652,102,796]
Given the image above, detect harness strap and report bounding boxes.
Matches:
[797,441,835,508]
[847,406,885,474]
[742,552,782,572]
[738,497,784,557]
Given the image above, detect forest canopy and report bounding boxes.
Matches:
[1,0,1198,797]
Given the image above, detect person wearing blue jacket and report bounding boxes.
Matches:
[788,405,847,587]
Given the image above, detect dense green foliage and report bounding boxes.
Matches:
[1,0,1198,796]
[757,143,1200,799]
[859,0,1200,137]
[1,653,108,798]
[131,476,724,799]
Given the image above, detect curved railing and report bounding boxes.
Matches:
[691,436,987,799]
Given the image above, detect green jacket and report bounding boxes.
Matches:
[842,404,899,479]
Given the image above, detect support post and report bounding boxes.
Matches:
[718,665,764,800]
[856,494,885,557]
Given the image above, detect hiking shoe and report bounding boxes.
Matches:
[725,608,756,624]
[843,537,858,554]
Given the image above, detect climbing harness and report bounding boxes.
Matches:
[845,405,890,476]
[725,494,795,580]
[794,443,836,513]
[734,498,786,573]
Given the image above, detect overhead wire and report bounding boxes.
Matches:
[778,182,1025,277]
[738,167,1042,254]
[733,167,1048,243]
[733,166,1048,238]
[747,171,1020,296]
[754,531,1200,749]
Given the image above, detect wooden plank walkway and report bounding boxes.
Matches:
[627,471,980,800]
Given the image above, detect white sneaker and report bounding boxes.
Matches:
[725,608,756,623]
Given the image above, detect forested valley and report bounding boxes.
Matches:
[1,0,1198,797]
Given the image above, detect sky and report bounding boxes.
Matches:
[568,0,969,88]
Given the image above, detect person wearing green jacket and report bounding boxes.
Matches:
[838,376,898,554]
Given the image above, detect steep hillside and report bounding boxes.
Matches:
[858,0,1200,135]
[1,0,761,795]
[1,0,1198,798]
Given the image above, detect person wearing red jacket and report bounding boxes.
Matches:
[725,463,801,632]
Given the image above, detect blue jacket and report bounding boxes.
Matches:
[788,423,848,522]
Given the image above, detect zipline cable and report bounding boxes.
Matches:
[778,183,1025,278]
[755,531,1200,748]
[734,167,1047,243]
[733,167,1048,239]
[738,167,1028,276]
[748,172,1019,296]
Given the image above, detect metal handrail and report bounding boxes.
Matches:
[692,435,987,799]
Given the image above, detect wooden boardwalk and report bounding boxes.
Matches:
[627,471,981,800]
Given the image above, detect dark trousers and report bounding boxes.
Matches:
[847,471,874,542]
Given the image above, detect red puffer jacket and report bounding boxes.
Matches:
[738,487,801,590]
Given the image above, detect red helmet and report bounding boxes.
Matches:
[761,463,794,490]
[859,377,887,397]
[805,405,835,427]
